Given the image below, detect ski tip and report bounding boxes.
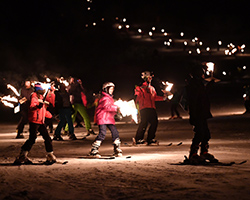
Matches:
[177,142,183,146]
[126,155,132,159]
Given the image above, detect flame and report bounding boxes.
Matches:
[114,99,138,123]
[1,95,18,103]
[1,100,14,108]
[59,77,69,87]
[7,84,20,97]
[206,62,214,71]
[162,81,173,92]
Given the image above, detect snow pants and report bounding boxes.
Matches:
[55,107,74,136]
[21,122,53,153]
[191,119,211,153]
[65,103,92,132]
[95,124,119,142]
[135,108,158,143]
[16,109,29,134]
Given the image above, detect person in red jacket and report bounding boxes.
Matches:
[134,71,167,145]
[88,82,122,158]
[14,83,56,165]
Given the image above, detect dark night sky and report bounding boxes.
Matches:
[0,0,250,98]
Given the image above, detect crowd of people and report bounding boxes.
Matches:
[11,66,219,165]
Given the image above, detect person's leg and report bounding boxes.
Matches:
[107,124,122,156]
[147,109,158,144]
[135,109,148,143]
[89,125,106,156]
[77,104,92,131]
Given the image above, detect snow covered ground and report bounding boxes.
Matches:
[0,109,250,200]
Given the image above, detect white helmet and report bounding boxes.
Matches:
[141,71,153,80]
[102,82,115,94]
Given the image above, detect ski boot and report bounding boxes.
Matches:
[88,140,101,158]
[113,138,122,157]
[87,129,97,135]
[15,129,24,139]
[187,144,205,165]
[45,152,57,165]
[200,143,218,163]
[68,133,77,140]
[147,139,159,146]
[200,152,218,163]
[135,139,146,145]
[53,135,64,141]
[188,153,206,165]
[13,150,33,165]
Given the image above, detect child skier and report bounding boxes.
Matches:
[14,83,56,165]
[89,82,122,157]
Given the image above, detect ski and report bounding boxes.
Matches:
[12,160,68,166]
[78,155,132,160]
[78,155,115,160]
[170,156,247,166]
[166,142,183,146]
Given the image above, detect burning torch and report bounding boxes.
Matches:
[205,62,220,82]
[114,99,138,124]
[162,81,174,100]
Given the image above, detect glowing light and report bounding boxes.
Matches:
[149,31,153,36]
[206,47,210,51]
[180,32,184,37]
[164,32,168,36]
[138,29,142,33]
[218,41,222,45]
[161,29,165,33]
[206,62,214,72]
[87,7,91,10]
[152,27,156,31]
[93,22,96,26]
[118,25,122,29]
[243,66,247,70]
[241,44,246,49]
[199,41,203,46]
[184,41,188,46]
[196,48,201,54]
[123,18,126,22]
[7,84,20,97]
[162,81,173,91]
[188,50,192,54]
[125,25,130,29]
[114,99,138,123]
[222,71,227,75]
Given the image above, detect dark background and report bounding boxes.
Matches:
[0,0,249,121]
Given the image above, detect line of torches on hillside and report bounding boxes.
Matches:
[1,63,242,123]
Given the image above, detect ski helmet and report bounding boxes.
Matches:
[34,83,44,92]
[102,82,115,94]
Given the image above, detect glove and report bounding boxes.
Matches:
[37,103,43,109]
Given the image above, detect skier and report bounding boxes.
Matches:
[134,71,167,145]
[185,65,218,164]
[89,82,122,157]
[53,83,76,141]
[14,83,56,165]
[65,77,95,139]
[16,80,34,138]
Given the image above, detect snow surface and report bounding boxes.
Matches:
[0,110,250,200]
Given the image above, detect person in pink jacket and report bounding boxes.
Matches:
[134,71,167,145]
[89,82,122,157]
[14,83,56,165]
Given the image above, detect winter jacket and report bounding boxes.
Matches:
[134,82,164,110]
[95,92,118,125]
[186,77,213,125]
[68,82,86,105]
[20,86,33,111]
[28,92,52,124]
